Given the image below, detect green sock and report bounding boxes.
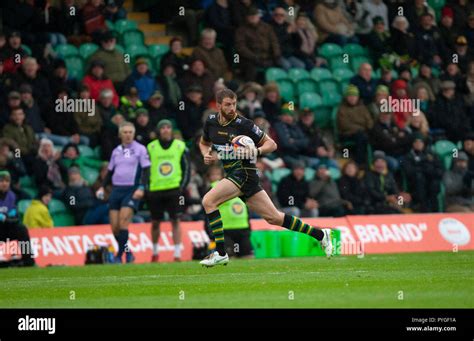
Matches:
[282,214,324,241]
[208,210,226,256]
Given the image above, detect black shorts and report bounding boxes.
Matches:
[146,189,183,220]
[224,229,253,257]
[225,168,263,200]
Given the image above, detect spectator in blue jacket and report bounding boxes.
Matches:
[123,58,159,102]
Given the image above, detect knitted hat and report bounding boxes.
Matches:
[157,119,173,129]
[345,84,359,97]
[375,84,389,95]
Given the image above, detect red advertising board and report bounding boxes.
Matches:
[1,213,472,267]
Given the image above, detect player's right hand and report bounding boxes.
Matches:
[204,149,217,165]
[96,187,105,200]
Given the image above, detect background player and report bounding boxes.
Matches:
[146,119,190,262]
[199,89,332,267]
[96,122,150,263]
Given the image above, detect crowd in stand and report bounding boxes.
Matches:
[0,0,473,229]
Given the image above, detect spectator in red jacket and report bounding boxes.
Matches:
[82,59,119,108]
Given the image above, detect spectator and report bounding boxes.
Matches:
[350,63,378,104]
[103,0,127,23]
[48,59,79,98]
[262,82,281,123]
[441,62,463,85]
[458,61,474,130]
[19,84,46,135]
[1,91,22,127]
[337,84,374,166]
[160,37,189,78]
[411,82,435,115]
[97,88,117,124]
[81,0,107,37]
[134,108,156,146]
[192,28,229,80]
[439,7,458,53]
[367,84,390,121]
[59,143,102,180]
[2,107,37,173]
[23,186,54,229]
[0,171,35,267]
[82,59,119,108]
[414,12,446,67]
[298,108,339,170]
[462,132,474,172]
[237,82,263,119]
[366,16,392,65]
[33,138,66,193]
[146,91,171,126]
[370,111,413,171]
[390,16,415,62]
[13,57,52,113]
[88,31,130,87]
[428,80,470,143]
[401,133,444,212]
[63,166,95,225]
[85,162,111,225]
[273,106,309,168]
[450,35,474,74]
[292,14,322,70]
[406,0,436,31]
[0,138,27,200]
[362,0,389,33]
[443,151,474,212]
[176,85,206,141]
[73,85,103,147]
[123,58,159,102]
[338,160,372,214]
[277,161,318,217]
[255,158,275,203]
[413,62,441,96]
[157,62,182,110]
[119,86,144,121]
[405,111,430,141]
[364,151,411,213]
[2,31,28,74]
[101,112,125,161]
[340,0,370,35]
[452,0,474,32]
[313,0,357,45]
[309,164,347,217]
[270,7,305,70]
[390,79,411,129]
[44,89,90,146]
[235,6,281,81]
[179,57,216,105]
[466,12,474,47]
[204,0,236,61]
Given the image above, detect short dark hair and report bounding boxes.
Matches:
[216,88,236,104]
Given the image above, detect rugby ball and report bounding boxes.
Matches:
[232,135,255,148]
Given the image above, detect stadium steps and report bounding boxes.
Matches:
[123,0,133,12]
[145,36,174,45]
[139,24,166,38]
[127,12,149,25]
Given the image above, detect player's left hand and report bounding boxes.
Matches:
[132,189,144,200]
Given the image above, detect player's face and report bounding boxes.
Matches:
[219,97,237,119]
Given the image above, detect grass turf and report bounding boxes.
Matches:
[0,251,472,308]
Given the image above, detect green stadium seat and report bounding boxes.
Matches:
[148,44,170,58]
[351,56,371,72]
[271,168,291,185]
[322,92,342,107]
[265,67,288,82]
[48,199,67,215]
[437,182,446,212]
[65,56,85,80]
[332,68,355,83]
[22,187,38,199]
[105,20,114,30]
[55,44,79,58]
[329,56,351,71]
[310,68,333,82]
[329,167,341,180]
[121,29,145,47]
[276,79,295,102]
[79,43,99,60]
[21,44,32,56]
[433,140,457,170]
[115,44,125,54]
[318,80,340,96]
[53,213,76,227]
[93,146,102,159]
[319,43,342,59]
[78,145,95,158]
[82,166,100,184]
[19,176,34,187]
[304,168,315,181]
[315,93,342,128]
[342,43,368,58]
[114,19,138,34]
[296,78,318,95]
[18,200,32,216]
[299,92,322,110]
[287,68,310,82]
[125,44,151,65]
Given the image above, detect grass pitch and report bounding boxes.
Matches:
[0,251,472,308]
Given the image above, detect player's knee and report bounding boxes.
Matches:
[202,193,217,211]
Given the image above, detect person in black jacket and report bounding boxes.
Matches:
[338,160,371,215]
[401,133,444,212]
[277,161,318,218]
[364,151,411,214]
